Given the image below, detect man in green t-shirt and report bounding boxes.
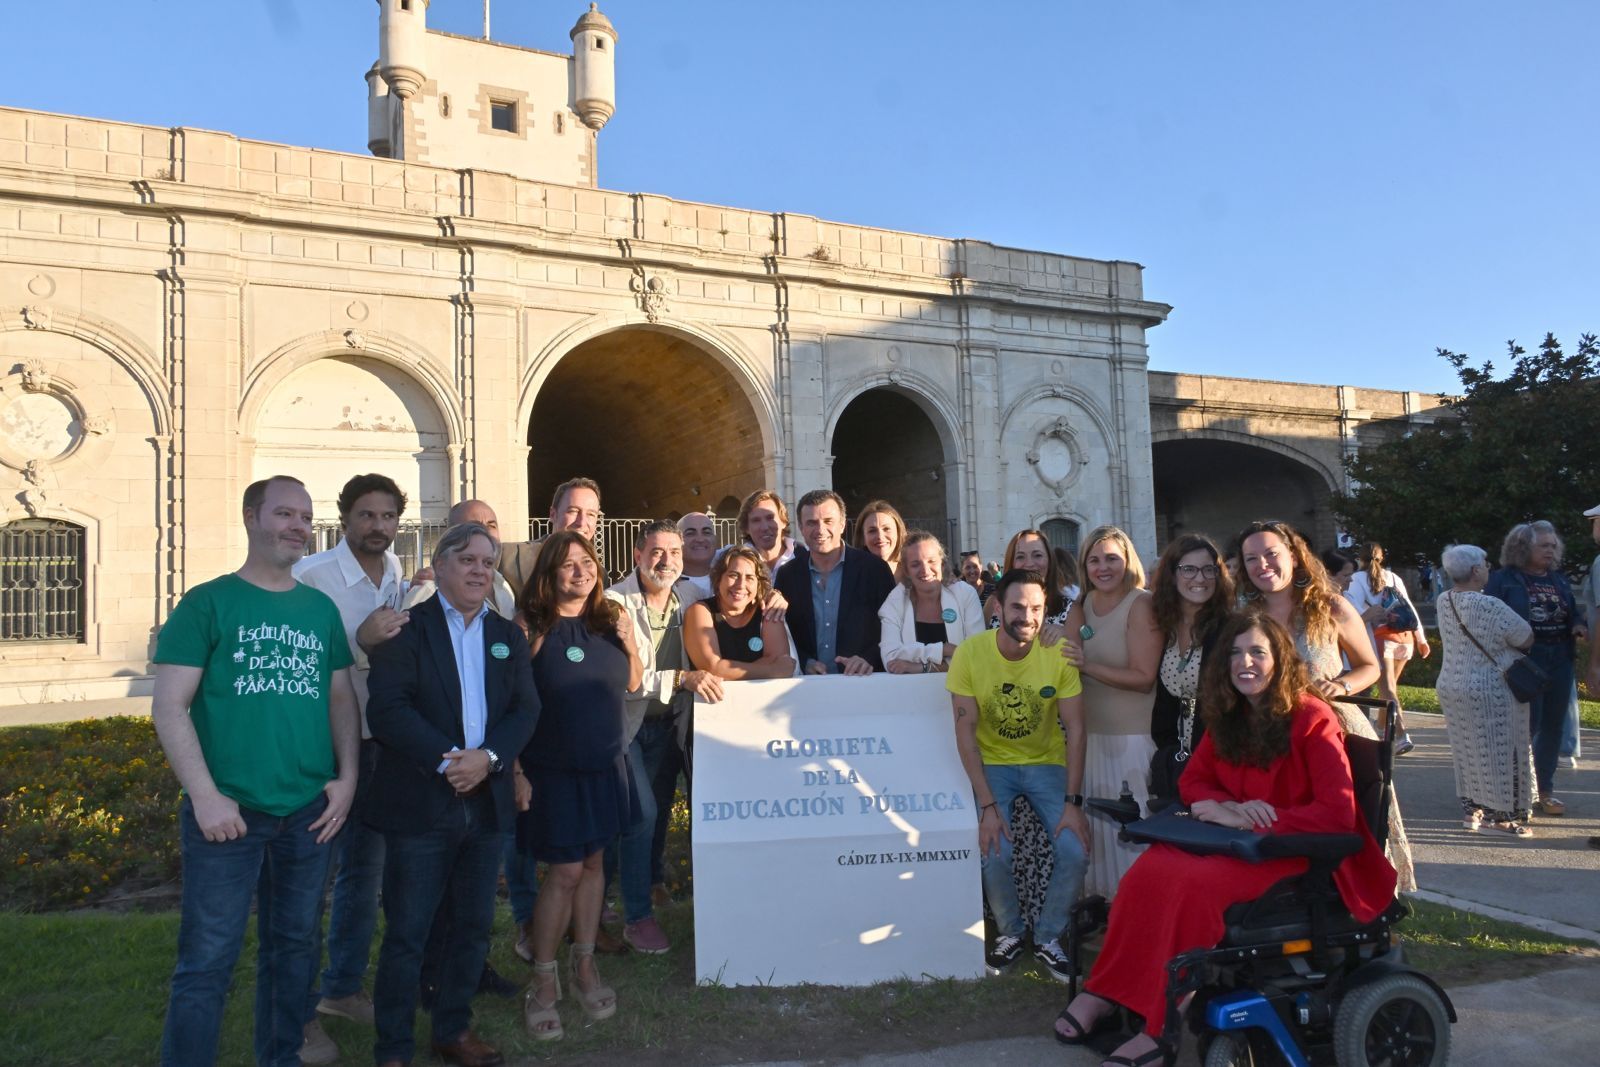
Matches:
[152,474,359,1067]
[948,567,1088,982]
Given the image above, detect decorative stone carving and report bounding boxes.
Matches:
[20,359,51,393]
[20,459,53,517]
[26,273,55,298]
[345,299,370,322]
[1025,417,1087,496]
[21,305,52,331]
[82,413,110,436]
[629,269,669,323]
[343,329,366,349]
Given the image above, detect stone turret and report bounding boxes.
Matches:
[570,3,617,131]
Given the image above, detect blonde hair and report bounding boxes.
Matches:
[1078,525,1146,593]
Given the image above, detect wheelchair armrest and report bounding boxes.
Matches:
[1118,811,1260,856]
[1252,832,1364,863]
[1086,795,1143,825]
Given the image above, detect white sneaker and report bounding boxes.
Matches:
[300,1019,338,1065]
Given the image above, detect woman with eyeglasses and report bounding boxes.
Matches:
[1234,519,1415,891]
[1146,535,1234,812]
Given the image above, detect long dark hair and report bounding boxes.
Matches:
[1233,519,1340,645]
[517,530,619,639]
[1199,612,1312,769]
[1003,529,1066,617]
[1150,534,1233,643]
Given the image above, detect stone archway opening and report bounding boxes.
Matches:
[1152,438,1336,552]
[527,329,767,521]
[253,355,450,521]
[831,387,953,542]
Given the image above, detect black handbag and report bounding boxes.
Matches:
[1447,593,1550,703]
[1147,697,1196,813]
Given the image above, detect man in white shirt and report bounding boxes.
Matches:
[676,511,717,604]
[290,474,408,1053]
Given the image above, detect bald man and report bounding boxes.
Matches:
[675,511,717,603]
[402,501,517,619]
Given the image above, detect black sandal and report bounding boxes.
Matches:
[1054,1003,1115,1046]
[1102,1040,1174,1066]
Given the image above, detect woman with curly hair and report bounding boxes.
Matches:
[1055,613,1397,1066]
[515,531,642,1041]
[1234,519,1414,891]
[1146,534,1234,812]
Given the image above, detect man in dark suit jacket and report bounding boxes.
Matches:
[775,489,897,675]
[366,522,539,1067]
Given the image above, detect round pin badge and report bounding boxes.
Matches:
[1041,686,1057,698]
[490,642,510,660]
[748,636,764,652]
[1079,624,1096,641]
[941,608,958,624]
[565,646,585,663]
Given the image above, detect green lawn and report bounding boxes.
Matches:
[0,895,1589,1066]
[1399,684,1600,729]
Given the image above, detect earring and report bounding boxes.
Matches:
[1293,574,1311,589]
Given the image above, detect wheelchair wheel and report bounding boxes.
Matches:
[1333,972,1451,1066]
[1203,1033,1263,1067]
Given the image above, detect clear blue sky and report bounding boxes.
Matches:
[3,1,1595,393]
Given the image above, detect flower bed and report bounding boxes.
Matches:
[0,717,181,911]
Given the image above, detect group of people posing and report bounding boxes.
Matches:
[151,461,1578,1067]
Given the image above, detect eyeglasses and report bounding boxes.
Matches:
[1175,564,1220,579]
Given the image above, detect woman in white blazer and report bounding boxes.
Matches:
[879,530,987,672]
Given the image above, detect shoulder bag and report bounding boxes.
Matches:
[1447,592,1549,703]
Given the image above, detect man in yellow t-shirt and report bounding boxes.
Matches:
[948,568,1088,981]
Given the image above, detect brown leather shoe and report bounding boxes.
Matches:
[593,924,628,956]
[431,1030,504,1067]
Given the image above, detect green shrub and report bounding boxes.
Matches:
[0,717,181,911]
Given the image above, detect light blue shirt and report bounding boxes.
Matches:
[808,554,844,674]
[437,594,488,774]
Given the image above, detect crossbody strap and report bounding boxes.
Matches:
[1446,592,1501,669]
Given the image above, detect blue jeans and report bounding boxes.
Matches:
[980,763,1087,944]
[1528,642,1576,797]
[1561,679,1581,759]
[373,794,502,1064]
[642,715,685,886]
[161,793,333,1067]
[602,729,661,923]
[313,740,386,1003]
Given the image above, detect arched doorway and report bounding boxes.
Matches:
[1152,438,1336,552]
[831,387,953,542]
[253,355,450,521]
[527,329,767,521]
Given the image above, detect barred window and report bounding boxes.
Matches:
[1042,518,1080,558]
[1,519,85,642]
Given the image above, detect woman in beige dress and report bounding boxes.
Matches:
[1234,519,1416,891]
[1062,525,1161,899]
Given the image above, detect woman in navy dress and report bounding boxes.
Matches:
[515,530,642,1041]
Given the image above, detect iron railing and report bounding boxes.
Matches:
[0,519,85,642]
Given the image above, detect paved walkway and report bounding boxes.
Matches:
[0,693,151,728]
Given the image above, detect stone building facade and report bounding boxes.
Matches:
[0,4,1443,704]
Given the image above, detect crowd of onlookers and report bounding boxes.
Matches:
[147,468,1595,1067]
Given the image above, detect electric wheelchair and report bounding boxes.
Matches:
[1065,696,1454,1066]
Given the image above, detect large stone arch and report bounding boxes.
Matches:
[1150,428,1341,551]
[0,306,171,436]
[244,349,455,522]
[825,375,963,542]
[522,314,778,520]
[520,312,781,463]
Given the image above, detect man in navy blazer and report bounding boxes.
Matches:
[366,522,538,1067]
[775,490,897,675]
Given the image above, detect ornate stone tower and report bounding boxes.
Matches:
[366,0,615,187]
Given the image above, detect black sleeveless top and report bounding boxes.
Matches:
[697,597,765,665]
[914,619,946,645]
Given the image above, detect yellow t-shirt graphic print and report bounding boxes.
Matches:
[946,629,1082,766]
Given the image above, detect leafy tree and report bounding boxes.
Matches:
[1335,333,1600,577]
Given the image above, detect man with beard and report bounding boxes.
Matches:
[946,568,1090,982]
[154,475,359,1067]
[602,520,725,953]
[291,474,409,1057]
[734,489,796,580]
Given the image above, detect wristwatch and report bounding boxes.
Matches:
[1064,793,1085,807]
[483,747,503,773]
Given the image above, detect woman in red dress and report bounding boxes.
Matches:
[1053,612,1397,1067]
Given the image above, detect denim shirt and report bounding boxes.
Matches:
[1484,566,1577,646]
[808,554,844,673]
